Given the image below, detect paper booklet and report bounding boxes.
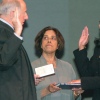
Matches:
[35,64,55,78]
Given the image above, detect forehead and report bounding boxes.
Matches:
[19,0,27,11]
[44,30,56,36]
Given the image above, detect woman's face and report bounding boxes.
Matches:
[41,30,59,54]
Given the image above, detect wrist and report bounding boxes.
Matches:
[47,86,53,93]
[79,46,86,51]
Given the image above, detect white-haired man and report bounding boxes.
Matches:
[0,0,37,100]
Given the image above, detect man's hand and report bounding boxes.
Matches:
[12,7,22,36]
[34,74,44,85]
[67,79,84,97]
[73,88,84,98]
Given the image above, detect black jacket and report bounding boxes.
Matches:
[0,21,37,100]
[73,47,100,100]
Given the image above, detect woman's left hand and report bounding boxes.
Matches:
[48,83,61,93]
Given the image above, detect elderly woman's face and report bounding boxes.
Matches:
[41,30,59,54]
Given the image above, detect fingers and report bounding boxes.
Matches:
[14,7,18,19]
[85,26,89,35]
[14,8,18,19]
[73,88,84,96]
[34,74,40,79]
[82,26,89,36]
[12,7,22,35]
[34,74,44,85]
[79,26,89,50]
[48,83,61,93]
[13,7,19,22]
[35,78,44,85]
[76,89,84,94]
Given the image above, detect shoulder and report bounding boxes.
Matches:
[57,59,76,78]
[0,24,13,39]
[57,59,73,69]
[0,27,8,37]
[31,59,41,68]
[58,59,71,65]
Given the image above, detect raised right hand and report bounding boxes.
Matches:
[79,26,89,50]
[12,7,23,36]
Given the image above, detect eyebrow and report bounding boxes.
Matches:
[43,35,56,37]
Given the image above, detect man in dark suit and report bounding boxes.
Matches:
[0,0,37,100]
[69,26,100,100]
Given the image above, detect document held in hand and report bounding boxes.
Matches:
[56,83,81,89]
[35,64,55,77]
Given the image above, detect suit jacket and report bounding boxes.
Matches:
[73,47,100,100]
[0,21,37,100]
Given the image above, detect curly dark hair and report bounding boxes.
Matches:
[35,26,65,56]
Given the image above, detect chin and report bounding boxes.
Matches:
[22,22,24,25]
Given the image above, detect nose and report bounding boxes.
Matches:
[48,38,51,43]
[25,13,28,20]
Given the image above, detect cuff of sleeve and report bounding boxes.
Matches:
[14,32,23,40]
[73,48,87,57]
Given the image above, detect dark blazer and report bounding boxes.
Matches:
[0,21,37,100]
[73,47,100,100]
